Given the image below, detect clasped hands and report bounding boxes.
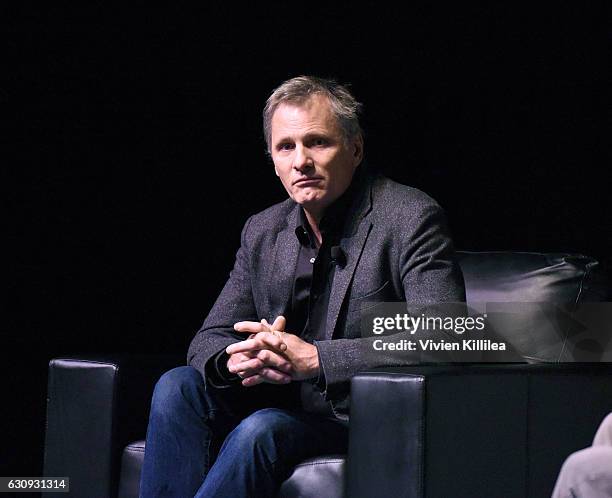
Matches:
[225,316,320,387]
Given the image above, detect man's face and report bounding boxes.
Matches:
[270,94,363,218]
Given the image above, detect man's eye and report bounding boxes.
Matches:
[313,138,328,147]
[278,143,294,151]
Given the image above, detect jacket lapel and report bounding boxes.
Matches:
[325,177,374,339]
[267,205,300,319]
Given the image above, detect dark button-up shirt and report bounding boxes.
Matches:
[290,205,344,415]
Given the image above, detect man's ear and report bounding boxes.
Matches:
[353,134,364,166]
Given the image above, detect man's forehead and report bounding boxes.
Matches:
[280,93,329,111]
[271,95,339,134]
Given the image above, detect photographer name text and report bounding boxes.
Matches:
[373,338,506,351]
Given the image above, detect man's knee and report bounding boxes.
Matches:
[226,408,290,452]
[150,366,204,417]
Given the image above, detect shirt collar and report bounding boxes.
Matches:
[293,166,366,247]
[295,209,314,247]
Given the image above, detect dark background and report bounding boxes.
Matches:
[5,5,610,477]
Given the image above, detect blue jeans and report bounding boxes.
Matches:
[139,366,348,498]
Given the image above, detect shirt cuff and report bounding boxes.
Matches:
[205,349,241,388]
[312,344,327,391]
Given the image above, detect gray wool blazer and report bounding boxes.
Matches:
[187,172,466,419]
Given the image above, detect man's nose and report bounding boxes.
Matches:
[292,145,313,172]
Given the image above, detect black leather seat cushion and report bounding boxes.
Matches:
[118,441,145,498]
[118,440,345,498]
[278,455,345,498]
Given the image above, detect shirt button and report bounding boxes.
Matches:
[310,257,316,264]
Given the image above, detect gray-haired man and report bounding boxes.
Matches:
[140,76,465,497]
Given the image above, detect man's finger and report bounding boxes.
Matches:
[255,332,288,352]
[230,357,265,377]
[226,333,287,355]
[231,349,293,378]
[226,337,264,355]
[262,325,285,341]
[242,367,291,387]
[261,315,286,333]
[241,374,265,387]
[235,316,286,335]
[255,349,293,373]
[271,315,286,331]
[234,321,267,334]
[226,351,255,366]
[259,367,292,384]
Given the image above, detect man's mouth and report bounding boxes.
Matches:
[293,177,323,186]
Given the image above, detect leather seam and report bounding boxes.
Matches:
[110,364,120,496]
[293,460,344,467]
[53,358,120,369]
[575,259,595,305]
[558,257,594,361]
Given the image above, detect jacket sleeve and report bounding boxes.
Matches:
[314,201,466,400]
[398,201,465,304]
[187,215,260,384]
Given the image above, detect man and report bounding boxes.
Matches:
[140,76,465,497]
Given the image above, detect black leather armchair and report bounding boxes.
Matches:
[43,252,611,498]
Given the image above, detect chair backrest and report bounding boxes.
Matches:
[458,251,605,304]
[456,251,609,361]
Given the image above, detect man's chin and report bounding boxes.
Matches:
[295,193,324,207]
[296,197,324,210]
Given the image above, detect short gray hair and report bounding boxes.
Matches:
[263,75,363,154]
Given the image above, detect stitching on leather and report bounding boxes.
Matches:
[575,258,595,305]
[54,358,120,369]
[557,256,595,361]
[294,460,344,467]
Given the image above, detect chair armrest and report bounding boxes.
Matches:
[43,354,183,498]
[347,363,612,498]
